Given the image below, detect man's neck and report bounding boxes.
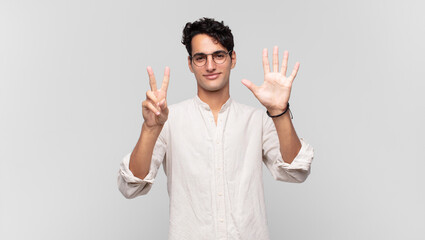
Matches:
[197,88,230,112]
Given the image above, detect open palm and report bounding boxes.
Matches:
[242,46,300,115]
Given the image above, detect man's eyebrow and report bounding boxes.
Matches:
[192,50,227,56]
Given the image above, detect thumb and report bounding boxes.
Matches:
[241,79,258,94]
[159,98,167,109]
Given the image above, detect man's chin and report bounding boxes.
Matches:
[198,82,225,92]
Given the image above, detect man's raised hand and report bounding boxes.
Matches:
[141,66,170,128]
[241,46,300,115]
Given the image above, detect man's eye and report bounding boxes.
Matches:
[215,54,225,59]
[195,56,206,61]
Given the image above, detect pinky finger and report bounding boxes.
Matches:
[288,62,300,82]
[143,101,160,115]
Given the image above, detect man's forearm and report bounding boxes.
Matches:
[270,110,301,164]
[129,122,163,179]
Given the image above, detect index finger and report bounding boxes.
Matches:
[262,48,270,74]
[147,66,157,91]
[160,66,170,93]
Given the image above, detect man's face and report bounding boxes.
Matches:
[188,34,236,94]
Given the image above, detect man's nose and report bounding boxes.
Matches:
[205,55,216,71]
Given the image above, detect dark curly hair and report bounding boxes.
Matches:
[181,17,234,56]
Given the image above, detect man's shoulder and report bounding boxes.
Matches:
[168,97,195,111]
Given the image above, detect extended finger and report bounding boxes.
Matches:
[161,66,170,93]
[143,100,160,115]
[273,46,279,72]
[146,90,159,105]
[241,79,259,95]
[288,62,300,82]
[281,50,289,76]
[262,48,270,74]
[147,66,157,91]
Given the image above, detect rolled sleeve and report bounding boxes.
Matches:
[262,111,314,183]
[272,138,314,183]
[117,153,155,199]
[117,124,168,199]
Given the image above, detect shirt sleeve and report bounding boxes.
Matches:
[262,111,314,183]
[117,123,168,199]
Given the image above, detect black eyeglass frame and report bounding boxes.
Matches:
[190,50,233,67]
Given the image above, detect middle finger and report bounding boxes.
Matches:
[147,66,157,91]
[273,46,279,72]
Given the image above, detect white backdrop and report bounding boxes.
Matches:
[1,0,424,239]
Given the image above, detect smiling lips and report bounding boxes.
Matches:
[203,73,221,80]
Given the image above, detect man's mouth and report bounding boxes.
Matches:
[204,73,220,80]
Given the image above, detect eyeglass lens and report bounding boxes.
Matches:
[192,51,230,66]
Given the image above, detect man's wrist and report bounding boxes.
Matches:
[142,122,163,134]
[266,102,289,116]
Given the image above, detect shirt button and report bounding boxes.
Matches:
[216,140,220,144]
[220,218,224,222]
[217,167,221,171]
[218,192,223,196]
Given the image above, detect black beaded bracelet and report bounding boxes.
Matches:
[266,103,292,119]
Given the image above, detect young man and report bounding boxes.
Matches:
[118,18,314,240]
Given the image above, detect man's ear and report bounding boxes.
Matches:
[188,56,194,73]
[231,50,236,69]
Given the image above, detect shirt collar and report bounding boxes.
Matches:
[194,95,233,113]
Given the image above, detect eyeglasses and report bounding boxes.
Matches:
[190,50,232,67]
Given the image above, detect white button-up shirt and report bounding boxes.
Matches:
[118,96,314,240]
